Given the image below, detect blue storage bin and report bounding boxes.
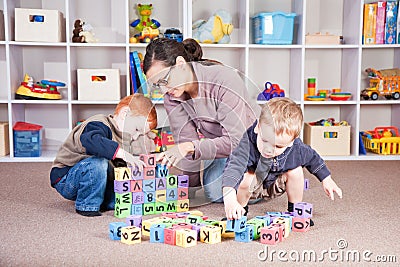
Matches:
[13,122,43,157]
[252,12,296,44]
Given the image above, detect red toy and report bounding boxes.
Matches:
[257,82,285,101]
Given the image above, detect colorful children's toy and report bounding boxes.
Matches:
[130,3,160,43]
[257,82,285,101]
[163,28,183,42]
[15,74,65,100]
[361,68,400,100]
[361,126,400,155]
[72,19,98,43]
[192,9,233,44]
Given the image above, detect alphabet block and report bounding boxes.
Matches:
[114,167,131,181]
[292,217,311,232]
[164,227,178,245]
[178,188,189,200]
[131,192,144,205]
[191,223,205,240]
[140,154,156,167]
[166,188,178,201]
[126,215,142,228]
[200,225,221,244]
[109,222,126,240]
[165,201,177,212]
[255,215,272,226]
[176,212,191,218]
[130,180,142,192]
[280,212,294,231]
[304,178,310,190]
[143,179,156,192]
[150,224,166,243]
[270,223,285,241]
[203,219,220,226]
[143,167,156,179]
[121,226,141,245]
[155,202,168,213]
[260,225,280,245]
[177,174,189,187]
[142,219,158,236]
[144,192,155,203]
[226,216,247,232]
[156,164,169,178]
[166,175,178,188]
[218,221,235,238]
[185,215,203,225]
[156,190,167,202]
[273,217,290,238]
[177,199,190,212]
[114,180,130,193]
[130,166,143,180]
[246,218,265,240]
[131,204,143,215]
[114,204,131,218]
[161,212,178,219]
[294,202,313,218]
[173,222,193,229]
[155,177,166,190]
[188,210,204,216]
[235,225,253,242]
[175,229,197,248]
[115,192,132,206]
[143,203,155,215]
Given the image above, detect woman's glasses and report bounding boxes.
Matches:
[151,67,172,91]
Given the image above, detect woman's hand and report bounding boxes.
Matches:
[156,142,194,167]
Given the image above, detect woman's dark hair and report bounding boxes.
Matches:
[143,38,221,74]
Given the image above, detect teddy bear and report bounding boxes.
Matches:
[72,19,85,43]
[72,19,99,43]
[192,9,233,44]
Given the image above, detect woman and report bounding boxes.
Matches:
[143,38,256,203]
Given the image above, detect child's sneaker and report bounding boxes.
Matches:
[76,209,101,217]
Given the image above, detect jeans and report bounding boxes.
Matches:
[202,158,227,203]
[54,157,114,212]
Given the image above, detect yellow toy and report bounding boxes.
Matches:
[15,74,65,100]
[192,9,233,44]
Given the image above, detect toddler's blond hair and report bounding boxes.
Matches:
[259,97,303,139]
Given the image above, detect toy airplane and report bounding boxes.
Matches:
[15,74,65,100]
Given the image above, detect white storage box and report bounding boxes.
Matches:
[15,8,65,42]
[77,69,121,101]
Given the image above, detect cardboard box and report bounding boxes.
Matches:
[77,69,121,101]
[15,8,65,42]
[303,123,351,156]
[363,3,377,44]
[0,122,10,156]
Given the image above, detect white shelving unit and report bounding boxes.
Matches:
[0,0,399,162]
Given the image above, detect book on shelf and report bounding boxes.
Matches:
[130,51,149,97]
[129,51,139,94]
[376,1,386,44]
[385,0,398,44]
[363,3,377,44]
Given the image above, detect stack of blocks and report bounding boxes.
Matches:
[113,154,189,218]
[108,202,313,247]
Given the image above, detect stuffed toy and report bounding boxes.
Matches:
[72,19,99,43]
[192,9,233,44]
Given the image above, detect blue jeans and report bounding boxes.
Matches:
[54,157,114,212]
[202,158,227,203]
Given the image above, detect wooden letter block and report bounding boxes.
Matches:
[176,212,191,218]
[177,199,190,212]
[246,218,265,240]
[164,227,177,245]
[130,166,143,180]
[126,215,142,228]
[166,174,178,188]
[140,154,156,167]
[191,223,205,240]
[144,192,155,203]
[155,202,168,214]
[143,179,156,192]
[186,215,203,225]
[166,188,178,201]
[114,203,131,218]
[273,217,290,238]
[109,222,126,240]
[115,192,132,206]
[155,177,166,190]
[234,224,253,242]
[156,190,167,202]
[219,221,235,238]
[131,192,144,205]
[292,217,311,232]
[143,203,155,215]
[166,201,177,212]
[114,180,130,194]
[200,225,221,244]
[203,219,220,226]
[131,204,143,215]
[130,180,142,192]
[177,174,189,187]
[150,224,166,243]
[173,222,193,229]
[161,212,178,219]
[178,188,189,200]
[175,229,197,248]
[270,223,285,241]
[121,226,141,245]
[294,202,313,218]
[143,167,156,179]
[260,226,280,245]
[156,164,169,178]
[255,215,272,227]
[114,167,131,181]
[226,216,247,232]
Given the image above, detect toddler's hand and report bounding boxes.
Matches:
[123,152,146,171]
[322,176,343,200]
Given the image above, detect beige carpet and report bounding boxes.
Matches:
[0,161,399,266]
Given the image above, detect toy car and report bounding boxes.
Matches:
[164,28,183,42]
[257,82,285,101]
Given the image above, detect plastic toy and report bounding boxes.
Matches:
[361,126,400,155]
[361,68,400,100]
[130,4,160,43]
[257,82,285,101]
[72,19,99,43]
[15,74,65,100]
[163,28,183,42]
[192,9,233,44]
